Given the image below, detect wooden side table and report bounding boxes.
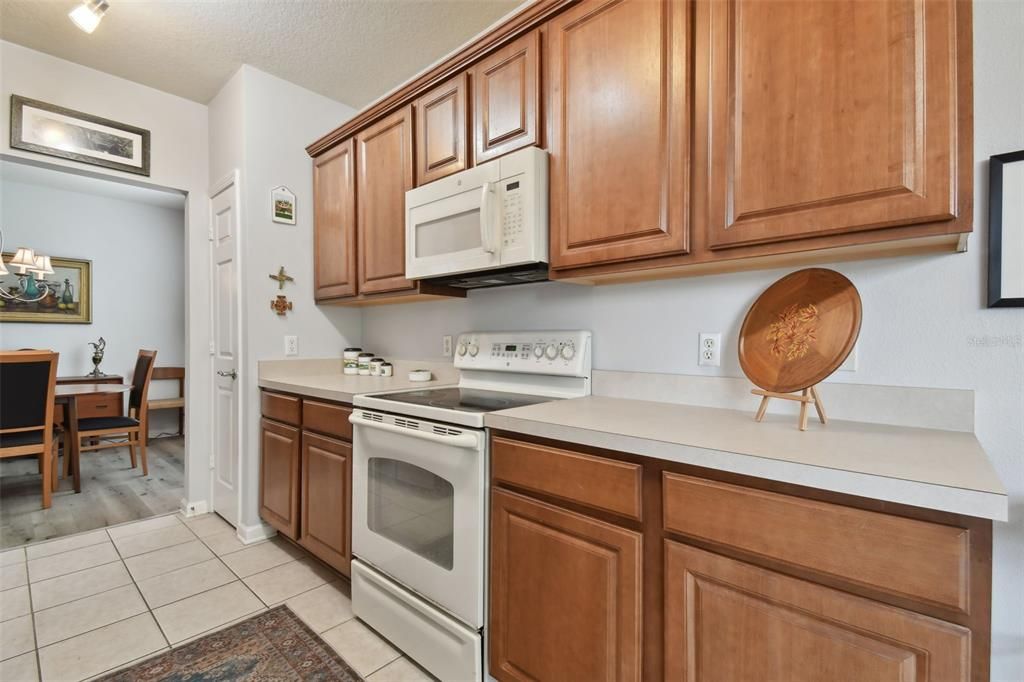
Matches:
[56,374,125,425]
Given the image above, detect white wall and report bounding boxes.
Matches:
[1,41,211,507]
[0,176,185,434]
[362,1,1024,678]
[208,65,361,532]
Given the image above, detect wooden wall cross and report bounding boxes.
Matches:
[269,266,294,290]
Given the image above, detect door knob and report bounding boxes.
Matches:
[217,369,238,379]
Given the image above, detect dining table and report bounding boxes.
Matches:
[55,382,132,493]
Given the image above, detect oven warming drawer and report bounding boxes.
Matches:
[352,559,482,681]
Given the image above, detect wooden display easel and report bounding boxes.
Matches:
[752,385,827,431]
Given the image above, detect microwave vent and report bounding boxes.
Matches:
[423,262,549,290]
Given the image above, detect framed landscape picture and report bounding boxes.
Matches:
[271,185,296,225]
[10,95,151,176]
[0,254,92,324]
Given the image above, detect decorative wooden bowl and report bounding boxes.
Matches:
[739,268,862,394]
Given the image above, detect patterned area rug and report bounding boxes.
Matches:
[98,605,364,681]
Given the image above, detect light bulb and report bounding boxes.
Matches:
[69,0,109,34]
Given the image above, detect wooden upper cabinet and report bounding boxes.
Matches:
[704,0,962,249]
[664,541,971,681]
[472,30,541,165]
[490,489,642,682]
[547,0,691,270]
[415,73,469,185]
[356,106,416,295]
[313,139,357,300]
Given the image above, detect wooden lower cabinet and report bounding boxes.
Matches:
[259,391,354,576]
[258,417,300,539]
[299,431,352,576]
[664,541,970,681]
[489,489,642,682]
[488,433,991,682]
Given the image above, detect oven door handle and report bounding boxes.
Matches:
[349,413,480,449]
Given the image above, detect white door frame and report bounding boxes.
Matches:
[208,169,244,527]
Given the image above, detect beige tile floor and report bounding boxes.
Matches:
[0,512,434,681]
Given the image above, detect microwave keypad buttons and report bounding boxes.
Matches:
[502,190,524,247]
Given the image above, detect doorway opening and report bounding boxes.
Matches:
[0,158,188,548]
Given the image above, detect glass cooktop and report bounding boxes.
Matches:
[370,387,555,413]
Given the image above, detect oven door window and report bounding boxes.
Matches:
[367,457,455,570]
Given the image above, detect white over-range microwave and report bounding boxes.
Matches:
[405,146,548,287]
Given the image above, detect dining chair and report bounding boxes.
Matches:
[0,350,60,509]
[72,349,157,476]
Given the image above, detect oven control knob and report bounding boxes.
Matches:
[468,343,479,357]
[533,345,545,359]
[560,344,575,360]
[457,343,467,356]
[544,343,559,360]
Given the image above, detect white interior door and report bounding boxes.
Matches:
[210,173,241,526]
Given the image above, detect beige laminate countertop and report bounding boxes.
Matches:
[485,396,1008,521]
[258,359,457,404]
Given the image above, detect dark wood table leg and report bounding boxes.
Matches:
[68,397,82,493]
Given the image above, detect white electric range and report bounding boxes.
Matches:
[349,330,592,682]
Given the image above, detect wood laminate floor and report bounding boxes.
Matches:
[0,437,184,549]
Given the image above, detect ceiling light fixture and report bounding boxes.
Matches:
[69,0,109,34]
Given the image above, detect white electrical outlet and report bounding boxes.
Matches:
[698,332,722,367]
[442,335,453,357]
[284,335,298,356]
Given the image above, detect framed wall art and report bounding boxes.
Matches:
[0,254,92,324]
[988,150,1024,307]
[271,185,296,225]
[10,95,151,176]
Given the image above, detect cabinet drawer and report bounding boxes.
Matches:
[662,473,971,612]
[302,400,353,441]
[261,391,301,426]
[77,393,122,419]
[492,437,642,521]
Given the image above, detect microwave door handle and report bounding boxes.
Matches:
[480,181,497,253]
[349,413,480,449]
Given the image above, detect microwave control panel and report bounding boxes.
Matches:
[501,180,524,248]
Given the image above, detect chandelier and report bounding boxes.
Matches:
[0,228,56,302]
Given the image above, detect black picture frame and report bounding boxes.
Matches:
[988,150,1024,308]
[9,95,151,177]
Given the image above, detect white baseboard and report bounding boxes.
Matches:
[179,498,209,517]
[236,520,277,544]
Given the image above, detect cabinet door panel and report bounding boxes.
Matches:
[490,489,642,682]
[664,541,970,681]
[473,30,540,164]
[356,106,416,295]
[314,139,357,300]
[300,431,351,575]
[548,0,690,269]
[705,0,959,249]
[259,418,300,539]
[415,73,469,185]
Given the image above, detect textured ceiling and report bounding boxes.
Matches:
[0,0,523,107]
